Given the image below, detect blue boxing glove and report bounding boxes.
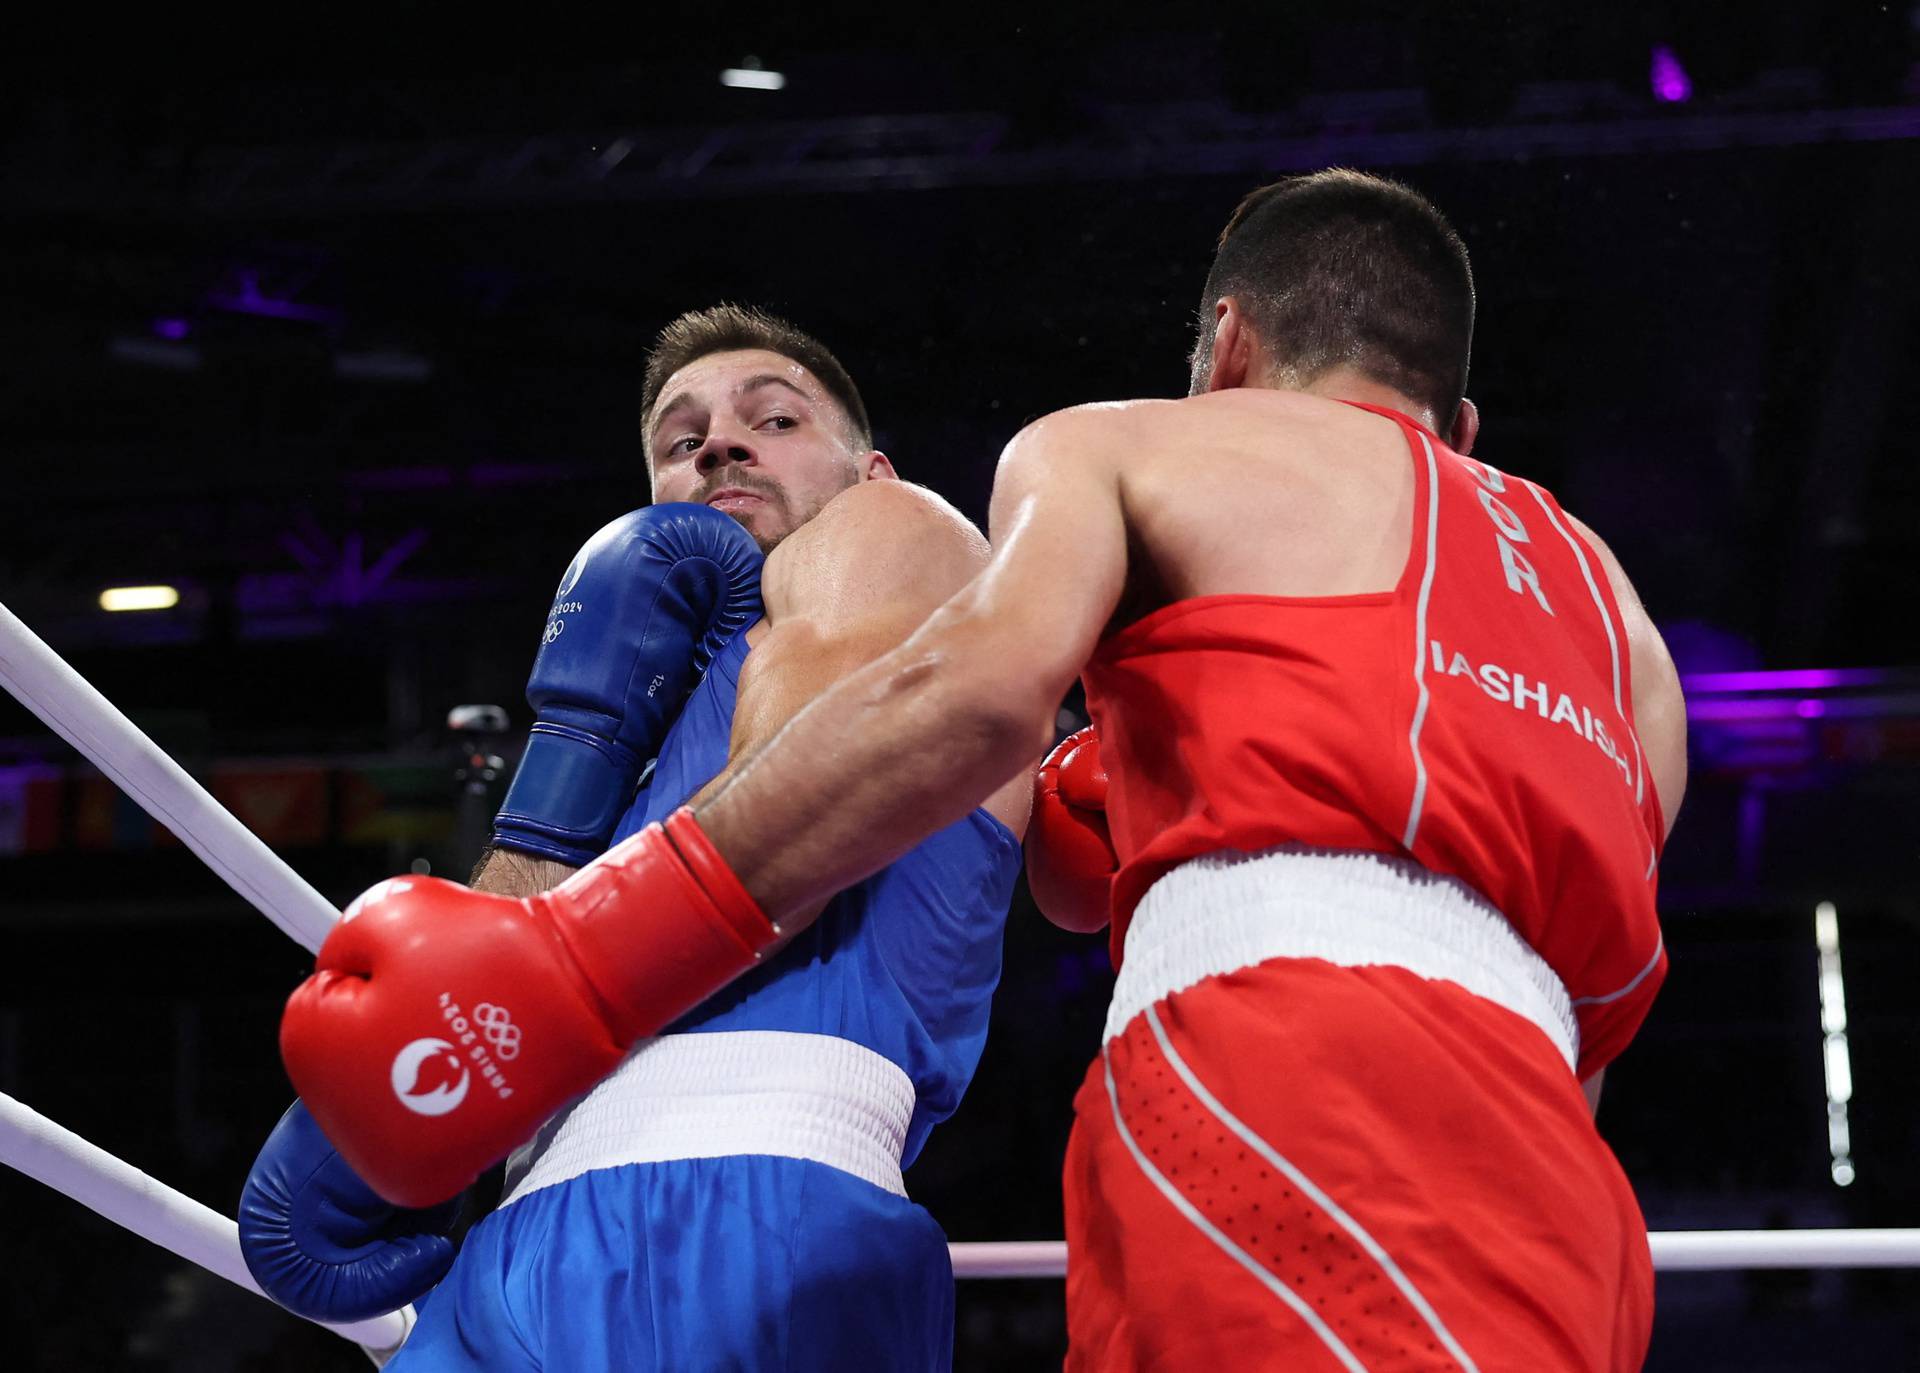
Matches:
[238,1100,463,1322]
[491,502,763,866]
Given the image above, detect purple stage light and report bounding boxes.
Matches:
[1682,667,1889,694]
[207,271,343,328]
[151,317,191,340]
[1650,45,1693,104]
[1688,699,1812,722]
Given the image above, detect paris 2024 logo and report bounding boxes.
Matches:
[391,998,522,1116]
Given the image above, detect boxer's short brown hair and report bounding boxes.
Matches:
[1195,169,1475,430]
[642,304,873,455]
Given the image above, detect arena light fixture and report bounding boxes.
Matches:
[1650,45,1693,104]
[1815,901,1855,1187]
[720,59,786,91]
[99,585,181,613]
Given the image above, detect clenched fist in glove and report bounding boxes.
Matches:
[1026,726,1117,933]
[281,809,781,1209]
[238,1099,461,1321]
[490,503,762,867]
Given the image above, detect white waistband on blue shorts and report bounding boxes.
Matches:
[1107,846,1579,1071]
[501,1029,916,1207]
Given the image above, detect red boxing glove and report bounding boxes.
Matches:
[280,808,777,1209]
[1026,726,1117,933]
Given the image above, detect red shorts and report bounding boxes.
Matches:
[1064,959,1652,1372]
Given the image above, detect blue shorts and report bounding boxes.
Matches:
[388,1155,954,1372]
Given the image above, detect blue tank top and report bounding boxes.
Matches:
[611,625,1021,1168]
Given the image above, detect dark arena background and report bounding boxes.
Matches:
[3,5,1919,1368]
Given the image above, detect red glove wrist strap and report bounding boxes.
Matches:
[544,809,780,1046]
[662,807,778,951]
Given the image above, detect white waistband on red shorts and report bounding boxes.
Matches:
[500,1029,916,1206]
[1107,846,1579,1071]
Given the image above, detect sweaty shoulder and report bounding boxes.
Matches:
[1008,391,1391,488]
[999,396,1155,455]
[762,478,990,630]
[993,399,1185,510]
[1006,391,1409,610]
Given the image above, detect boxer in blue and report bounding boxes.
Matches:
[240,305,1029,1370]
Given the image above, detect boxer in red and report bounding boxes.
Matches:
[695,168,1683,1371]
[290,170,1681,1371]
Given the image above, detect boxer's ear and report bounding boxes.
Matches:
[1205,298,1253,393]
[1449,397,1480,456]
[860,451,898,481]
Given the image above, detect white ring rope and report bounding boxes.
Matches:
[947,1230,1920,1278]
[0,600,339,953]
[0,1090,410,1355]
[1647,1228,1920,1270]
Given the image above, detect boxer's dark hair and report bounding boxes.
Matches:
[642,304,873,454]
[1193,169,1474,430]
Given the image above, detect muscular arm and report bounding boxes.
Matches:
[1570,515,1687,840]
[466,481,1000,899]
[697,405,1133,927]
[1568,516,1687,1117]
[688,479,1023,831]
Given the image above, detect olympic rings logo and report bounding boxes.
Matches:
[473,1002,521,1060]
[542,618,565,646]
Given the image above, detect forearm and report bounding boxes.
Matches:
[468,845,578,898]
[697,632,1044,925]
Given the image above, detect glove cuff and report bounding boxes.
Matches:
[661,807,775,952]
[541,808,779,1045]
[491,723,641,865]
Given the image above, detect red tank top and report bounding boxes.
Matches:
[1082,403,1667,1078]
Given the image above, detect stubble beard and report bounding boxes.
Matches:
[751,470,862,553]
